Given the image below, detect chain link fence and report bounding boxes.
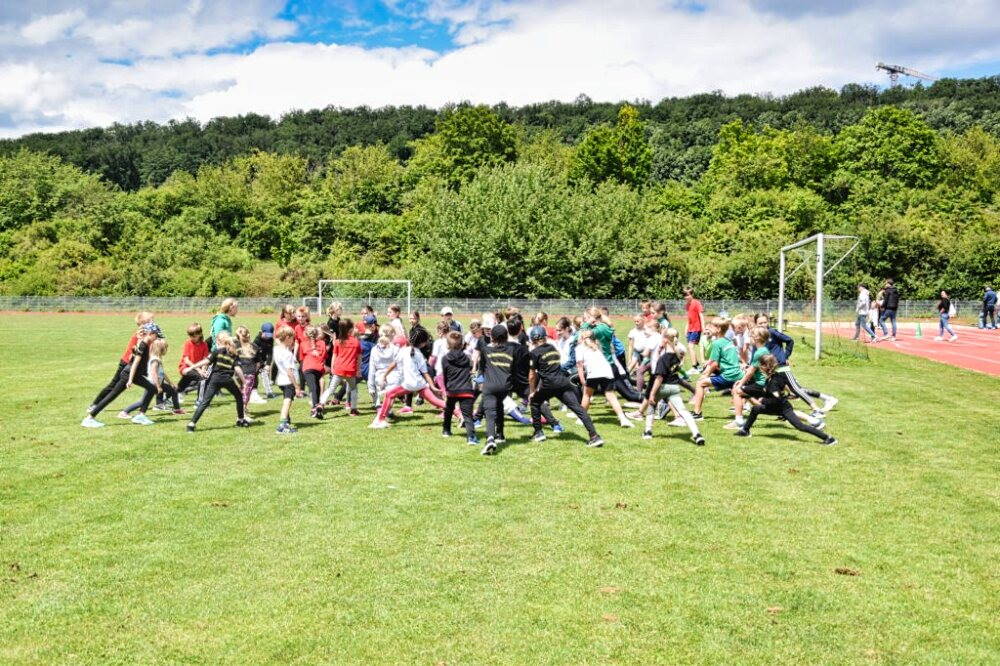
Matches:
[0,295,971,319]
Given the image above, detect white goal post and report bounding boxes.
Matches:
[777,233,859,360]
[315,279,412,316]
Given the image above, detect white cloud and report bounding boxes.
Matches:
[1,0,999,137]
[19,9,85,44]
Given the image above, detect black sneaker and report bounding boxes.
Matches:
[642,430,653,440]
[734,429,750,438]
[186,423,195,433]
[441,430,452,438]
[236,419,251,428]
[481,438,497,456]
[822,437,838,446]
[532,431,546,443]
[691,412,704,421]
[587,434,604,448]
[692,434,706,446]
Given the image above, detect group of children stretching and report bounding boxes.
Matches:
[81,293,840,452]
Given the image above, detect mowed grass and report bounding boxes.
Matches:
[1,313,998,664]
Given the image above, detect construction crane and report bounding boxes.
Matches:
[876,62,936,86]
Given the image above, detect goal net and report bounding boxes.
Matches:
[777,233,859,360]
[307,280,412,318]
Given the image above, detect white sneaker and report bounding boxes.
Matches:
[820,396,838,413]
[248,392,267,405]
[806,414,824,427]
[668,417,686,427]
[116,411,132,420]
[619,419,635,428]
[723,420,744,430]
[131,413,154,426]
[81,416,105,428]
[933,336,943,341]
[369,419,389,429]
[949,335,958,342]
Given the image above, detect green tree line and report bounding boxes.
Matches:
[1,95,998,300]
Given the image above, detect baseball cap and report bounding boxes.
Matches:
[528,325,547,341]
[393,335,408,347]
[491,324,508,340]
[440,306,453,316]
[363,314,378,325]
[260,322,274,338]
[141,322,164,338]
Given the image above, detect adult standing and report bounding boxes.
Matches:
[879,279,900,341]
[683,287,705,371]
[210,298,238,350]
[852,285,877,343]
[935,291,958,342]
[982,285,997,330]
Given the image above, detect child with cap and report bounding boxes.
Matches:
[528,326,604,447]
[440,306,462,332]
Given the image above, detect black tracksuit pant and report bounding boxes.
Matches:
[481,388,508,441]
[190,376,244,424]
[90,366,156,417]
[444,395,476,439]
[530,386,597,438]
[743,400,827,441]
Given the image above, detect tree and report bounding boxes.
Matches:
[407,105,518,188]
[833,106,943,188]
[569,105,652,188]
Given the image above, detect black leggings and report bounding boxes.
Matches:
[90,360,127,407]
[176,369,207,400]
[304,370,324,408]
[743,400,828,441]
[90,367,156,417]
[779,368,820,409]
[516,385,557,426]
[612,365,642,403]
[481,388,508,440]
[531,386,597,438]
[124,381,180,413]
[190,376,245,424]
[444,396,476,438]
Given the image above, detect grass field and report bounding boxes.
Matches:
[2,313,998,664]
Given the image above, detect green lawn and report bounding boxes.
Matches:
[2,313,998,664]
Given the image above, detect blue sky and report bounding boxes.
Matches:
[1,0,998,137]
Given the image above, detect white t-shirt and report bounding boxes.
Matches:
[431,337,449,375]
[399,347,429,391]
[368,343,400,388]
[273,345,298,386]
[555,335,573,365]
[578,344,613,379]
[627,328,645,353]
[389,317,405,337]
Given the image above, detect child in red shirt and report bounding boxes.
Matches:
[320,319,362,416]
[299,325,327,418]
[88,311,154,412]
[177,323,210,399]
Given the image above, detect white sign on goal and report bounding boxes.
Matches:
[314,279,412,317]
[777,233,859,360]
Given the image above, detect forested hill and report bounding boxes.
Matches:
[3,77,1000,191]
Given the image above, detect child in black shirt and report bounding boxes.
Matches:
[476,324,516,455]
[527,326,603,447]
[186,331,249,431]
[736,354,837,445]
[441,331,478,444]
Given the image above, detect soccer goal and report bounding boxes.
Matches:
[312,279,412,317]
[777,233,859,360]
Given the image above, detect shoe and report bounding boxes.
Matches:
[692,434,706,446]
[350,409,360,416]
[691,412,704,421]
[494,436,506,445]
[481,439,497,455]
[116,411,132,420]
[81,416,105,428]
[551,423,564,434]
[949,335,958,342]
[806,413,824,428]
[810,409,825,420]
[369,419,389,429]
[315,406,324,420]
[266,392,277,399]
[248,392,267,405]
[532,431,547,442]
[442,430,452,438]
[236,418,251,428]
[467,436,480,446]
[642,430,653,440]
[822,437,838,446]
[668,417,686,427]
[276,422,297,435]
[414,395,425,406]
[473,419,483,429]
[734,429,751,437]
[153,403,171,412]
[587,434,604,448]
[626,410,644,420]
[619,419,635,428]
[933,335,943,341]
[889,336,896,342]
[820,396,838,413]
[172,409,186,415]
[508,409,531,425]
[186,423,195,433]
[398,406,413,415]
[131,413,154,426]
[723,420,743,430]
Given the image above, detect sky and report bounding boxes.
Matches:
[1,0,999,138]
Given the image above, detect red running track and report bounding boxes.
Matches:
[822,324,1000,377]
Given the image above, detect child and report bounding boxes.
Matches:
[83,322,162,428]
[88,311,155,413]
[186,331,249,431]
[209,298,238,351]
[299,325,327,418]
[235,326,262,407]
[358,316,379,394]
[528,326,603,447]
[507,317,553,426]
[441,331,478,444]
[728,326,772,431]
[368,329,400,408]
[475,324,518,455]
[690,317,744,420]
[576,330,634,428]
[429,320,452,397]
[177,323,210,402]
[369,336,450,429]
[683,287,705,371]
[626,315,646,369]
[730,315,752,365]
[273,326,303,434]
[641,329,704,445]
[253,322,275,399]
[440,306,462,333]
[387,304,405,337]
[117,338,185,418]
[735,354,837,446]
[753,313,836,416]
[321,319,362,416]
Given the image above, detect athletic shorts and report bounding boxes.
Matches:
[687,331,702,343]
[586,377,612,393]
[280,385,296,399]
[709,375,735,390]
